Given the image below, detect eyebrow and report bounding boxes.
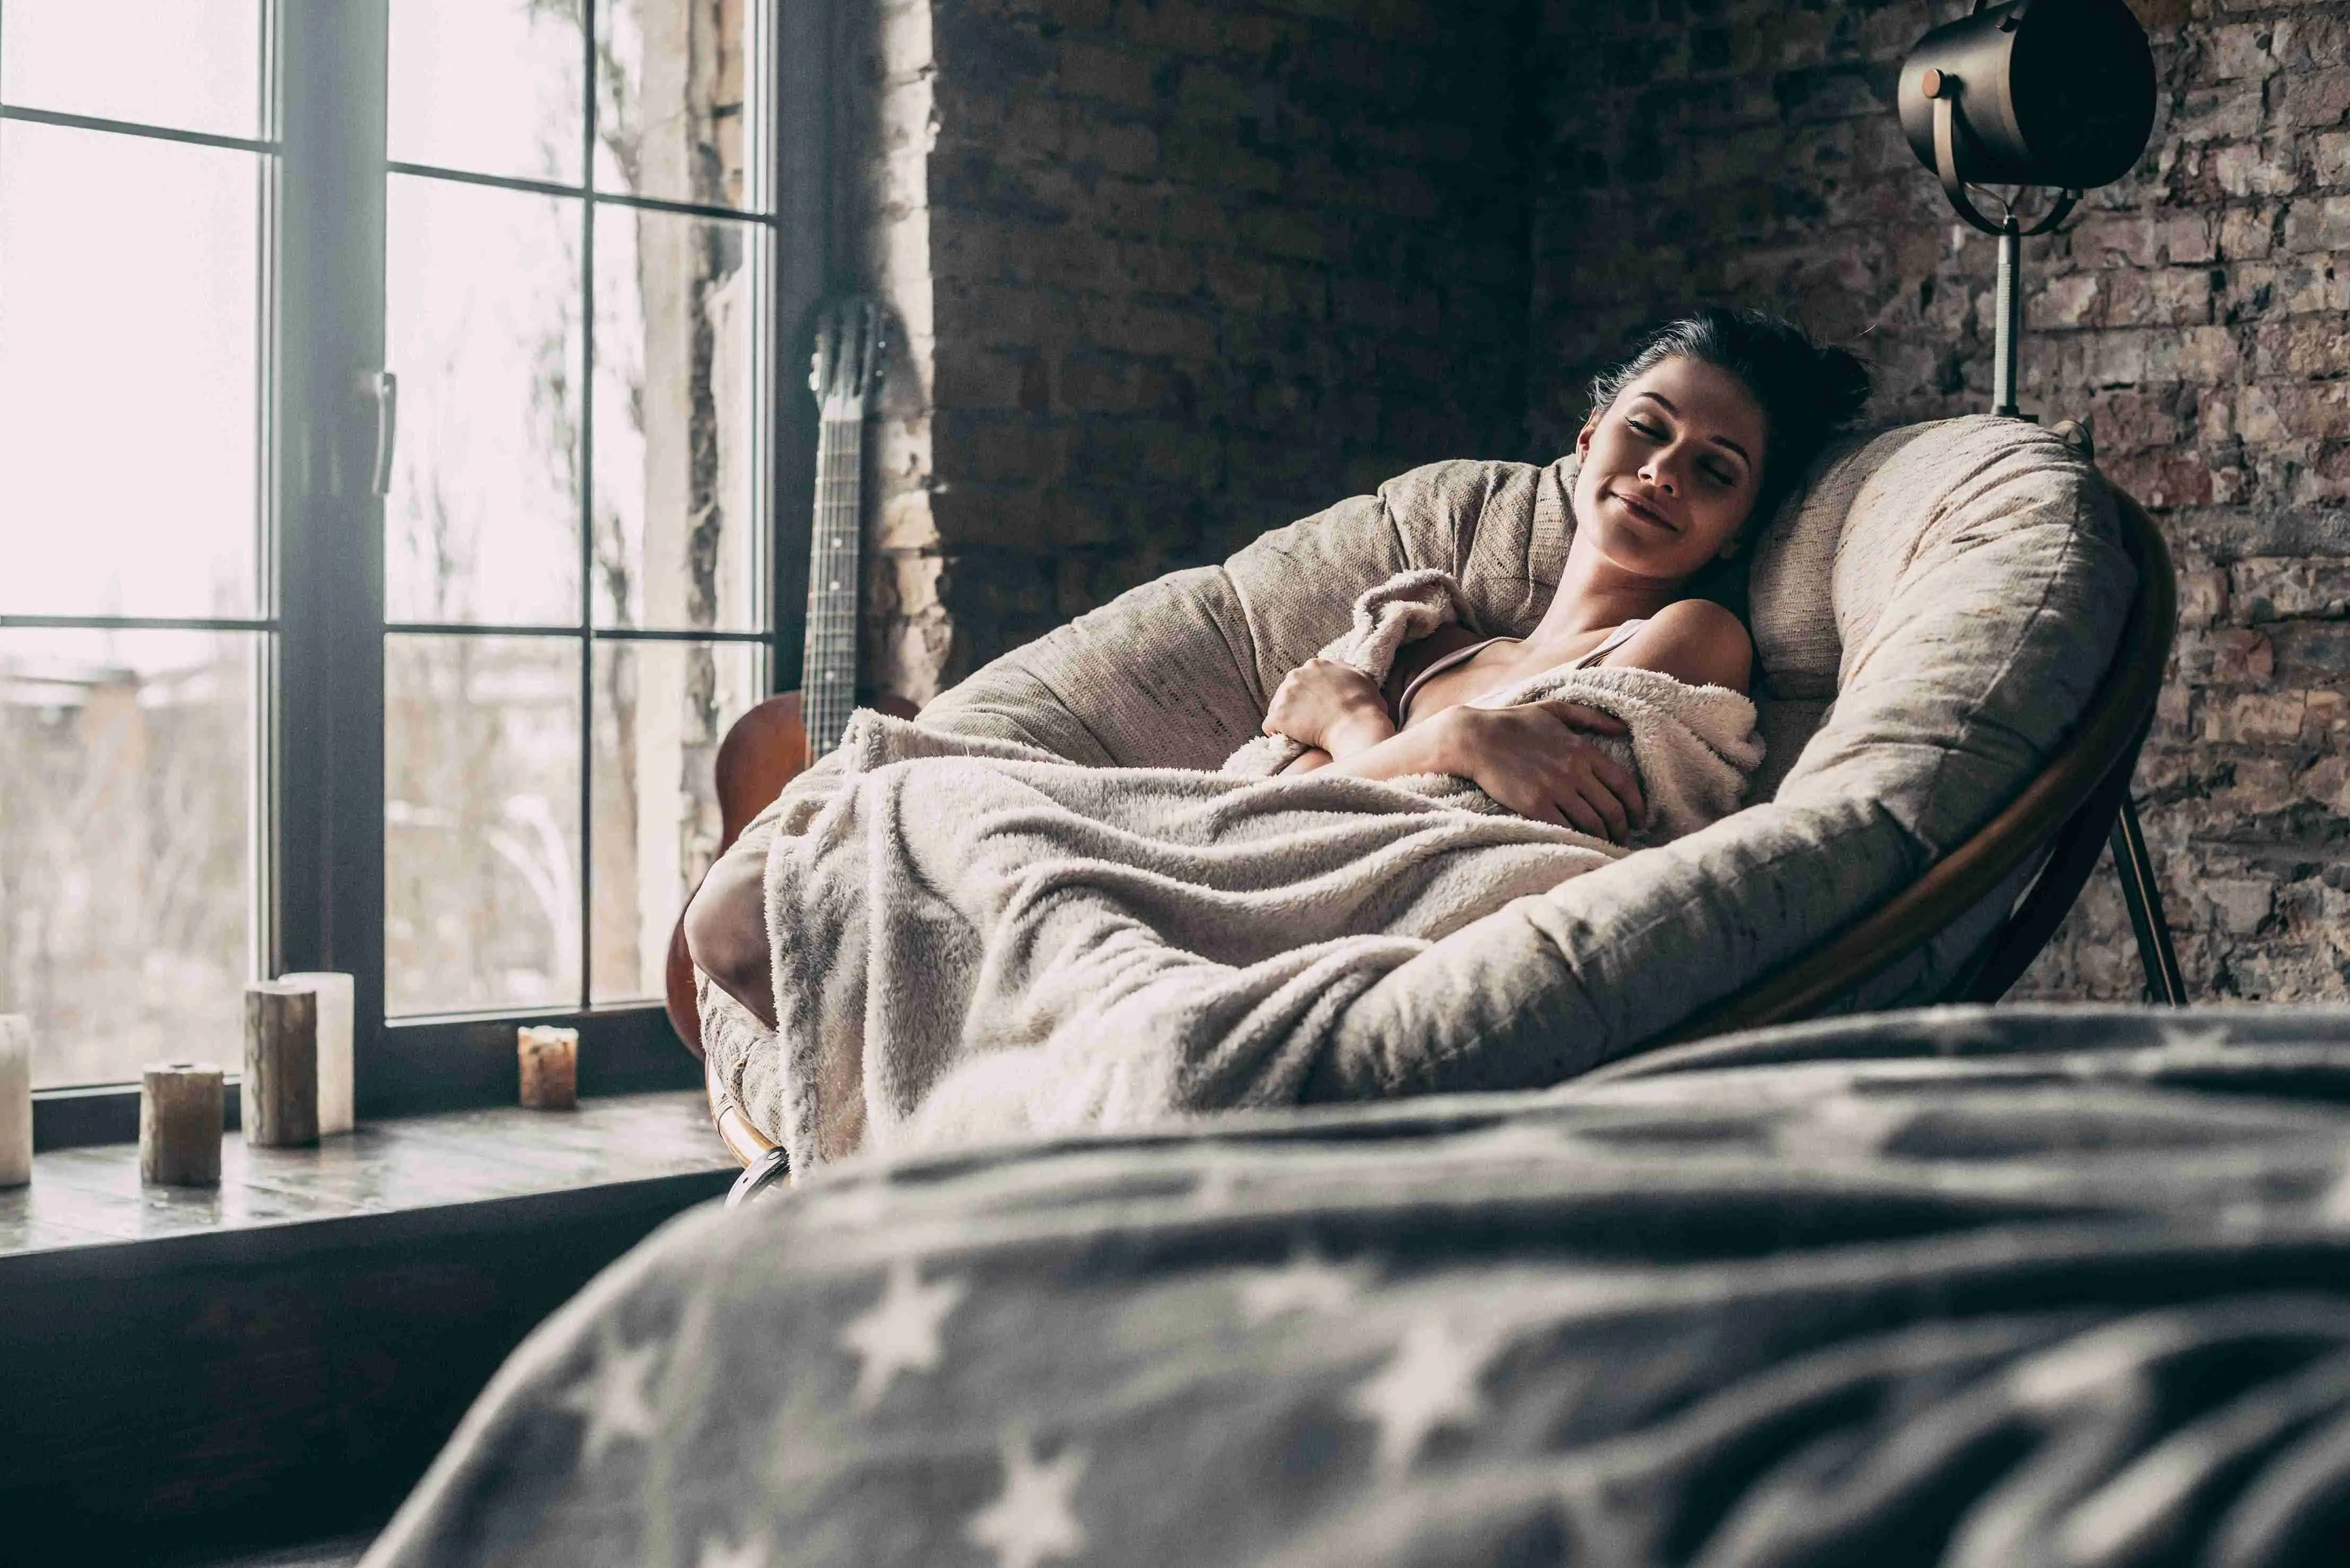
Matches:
[1630,391,1753,466]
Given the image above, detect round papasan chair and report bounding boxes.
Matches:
[694,413,2172,1178]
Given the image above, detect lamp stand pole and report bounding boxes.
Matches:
[1993,217,2024,417]
[1981,207,2188,1003]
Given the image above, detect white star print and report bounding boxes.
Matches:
[1192,1161,1240,1212]
[805,1180,896,1231]
[695,1532,768,1568]
[558,1327,663,1465]
[1233,1245,1372,1324]
[967,1428,1088,1568]
[2318,1162,2350,1226]
[1349,1316,1496,1474]
[2152,1020,2235,1053]
[841,1258,968,1408]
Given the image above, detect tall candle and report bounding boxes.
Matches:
[244,981,320,1149]
[0,1014,30,1188]
[278,972,354,1135]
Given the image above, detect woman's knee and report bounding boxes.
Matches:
[684,845,775,1027]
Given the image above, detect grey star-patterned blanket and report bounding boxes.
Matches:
[743,669,1756,1173]
[368,1005,2350,1567]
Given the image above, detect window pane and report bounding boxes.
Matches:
[595,0,766,212]
[591,206,763,630]
[0,0,263,141]
[0,630,256,1089]
[386,635,582,1015]
[0,122,261,618]
[589,640,759,1003]
[388,0,584,185]
[386,174,583,625]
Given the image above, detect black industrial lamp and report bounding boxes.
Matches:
[1897,0,2186,1001]
[1899,0,2156,415]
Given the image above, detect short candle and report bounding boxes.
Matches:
[141,1062,226,1186]
[518,1026,579,1111]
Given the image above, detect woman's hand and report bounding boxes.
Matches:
[1265,658,1396,760]
[1424,701,1646,841]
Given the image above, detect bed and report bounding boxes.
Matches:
[364,1005,2350,1567]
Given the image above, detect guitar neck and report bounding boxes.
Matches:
[801,411,864,758]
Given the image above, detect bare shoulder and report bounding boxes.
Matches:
[1605,599,1753,693]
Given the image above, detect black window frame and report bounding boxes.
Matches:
[20,0,830,1149]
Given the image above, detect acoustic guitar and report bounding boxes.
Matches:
[663,299,915,1058]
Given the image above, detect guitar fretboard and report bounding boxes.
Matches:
[801,413,863,759]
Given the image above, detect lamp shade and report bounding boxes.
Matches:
[1897,0,2156,190]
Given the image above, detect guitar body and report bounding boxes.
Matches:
[663,687,918,1058]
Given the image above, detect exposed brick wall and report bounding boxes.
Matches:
[838,0,1537,700]
[838,0,2350,1002]
[1532,0,2350,1002]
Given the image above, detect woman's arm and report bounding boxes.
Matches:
[1329,701,1646,842]
[1264,658,1396,769]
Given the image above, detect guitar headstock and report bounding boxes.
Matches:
[808,297,889,418]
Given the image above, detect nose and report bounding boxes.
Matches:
[1638,450,1681,495]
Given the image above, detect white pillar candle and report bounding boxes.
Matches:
[278,972,354,1135]
[0,1014,30,1188]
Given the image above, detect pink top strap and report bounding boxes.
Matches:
[1393,619,1649,725]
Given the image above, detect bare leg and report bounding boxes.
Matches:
[684,835,777,1030]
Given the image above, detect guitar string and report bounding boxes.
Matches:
[804,392,864,758]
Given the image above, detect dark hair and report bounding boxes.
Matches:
[1587,307,1873,532]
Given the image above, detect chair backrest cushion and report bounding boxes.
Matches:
[892,415,2132,1083]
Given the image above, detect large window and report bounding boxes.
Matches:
[0,2,274,1091]
[0,0,820,1123]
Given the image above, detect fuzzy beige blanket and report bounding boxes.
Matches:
[739,572,1763,1173]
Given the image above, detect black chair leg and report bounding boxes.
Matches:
[2110,796,2188,1004]
[727,1147,791,1208]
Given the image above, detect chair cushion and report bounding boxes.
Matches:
[744,415,2131,1092]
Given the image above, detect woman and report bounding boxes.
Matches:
[686,308,1869,1030]
[1258,308,1870,840]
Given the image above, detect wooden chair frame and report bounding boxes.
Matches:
[701,484,2177,1196]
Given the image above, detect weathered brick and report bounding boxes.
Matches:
[2283,194,2350,249]
[2316,130,2350,186]
[2233,556,2350,619]
[2205,22,2281,78]
[2213,138,2300,196]
[2278,68,2350,128]
[2204,689,2309,742]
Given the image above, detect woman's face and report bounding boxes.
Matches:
[1571,355,1768,582]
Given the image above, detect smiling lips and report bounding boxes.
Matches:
[1611,488,1678,531]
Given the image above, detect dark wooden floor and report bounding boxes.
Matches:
[173,1527,379,1568]
[1,1090,731,1255]
[0,1091,737,1565]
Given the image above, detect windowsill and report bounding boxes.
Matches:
[1,1089,737,1554]
[1,1088,734,1267]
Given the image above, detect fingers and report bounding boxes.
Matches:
[1586,753,1647,829]
[1576,775,1629,843]
[1556,792,1607,838]
[1537,699,1627,736]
